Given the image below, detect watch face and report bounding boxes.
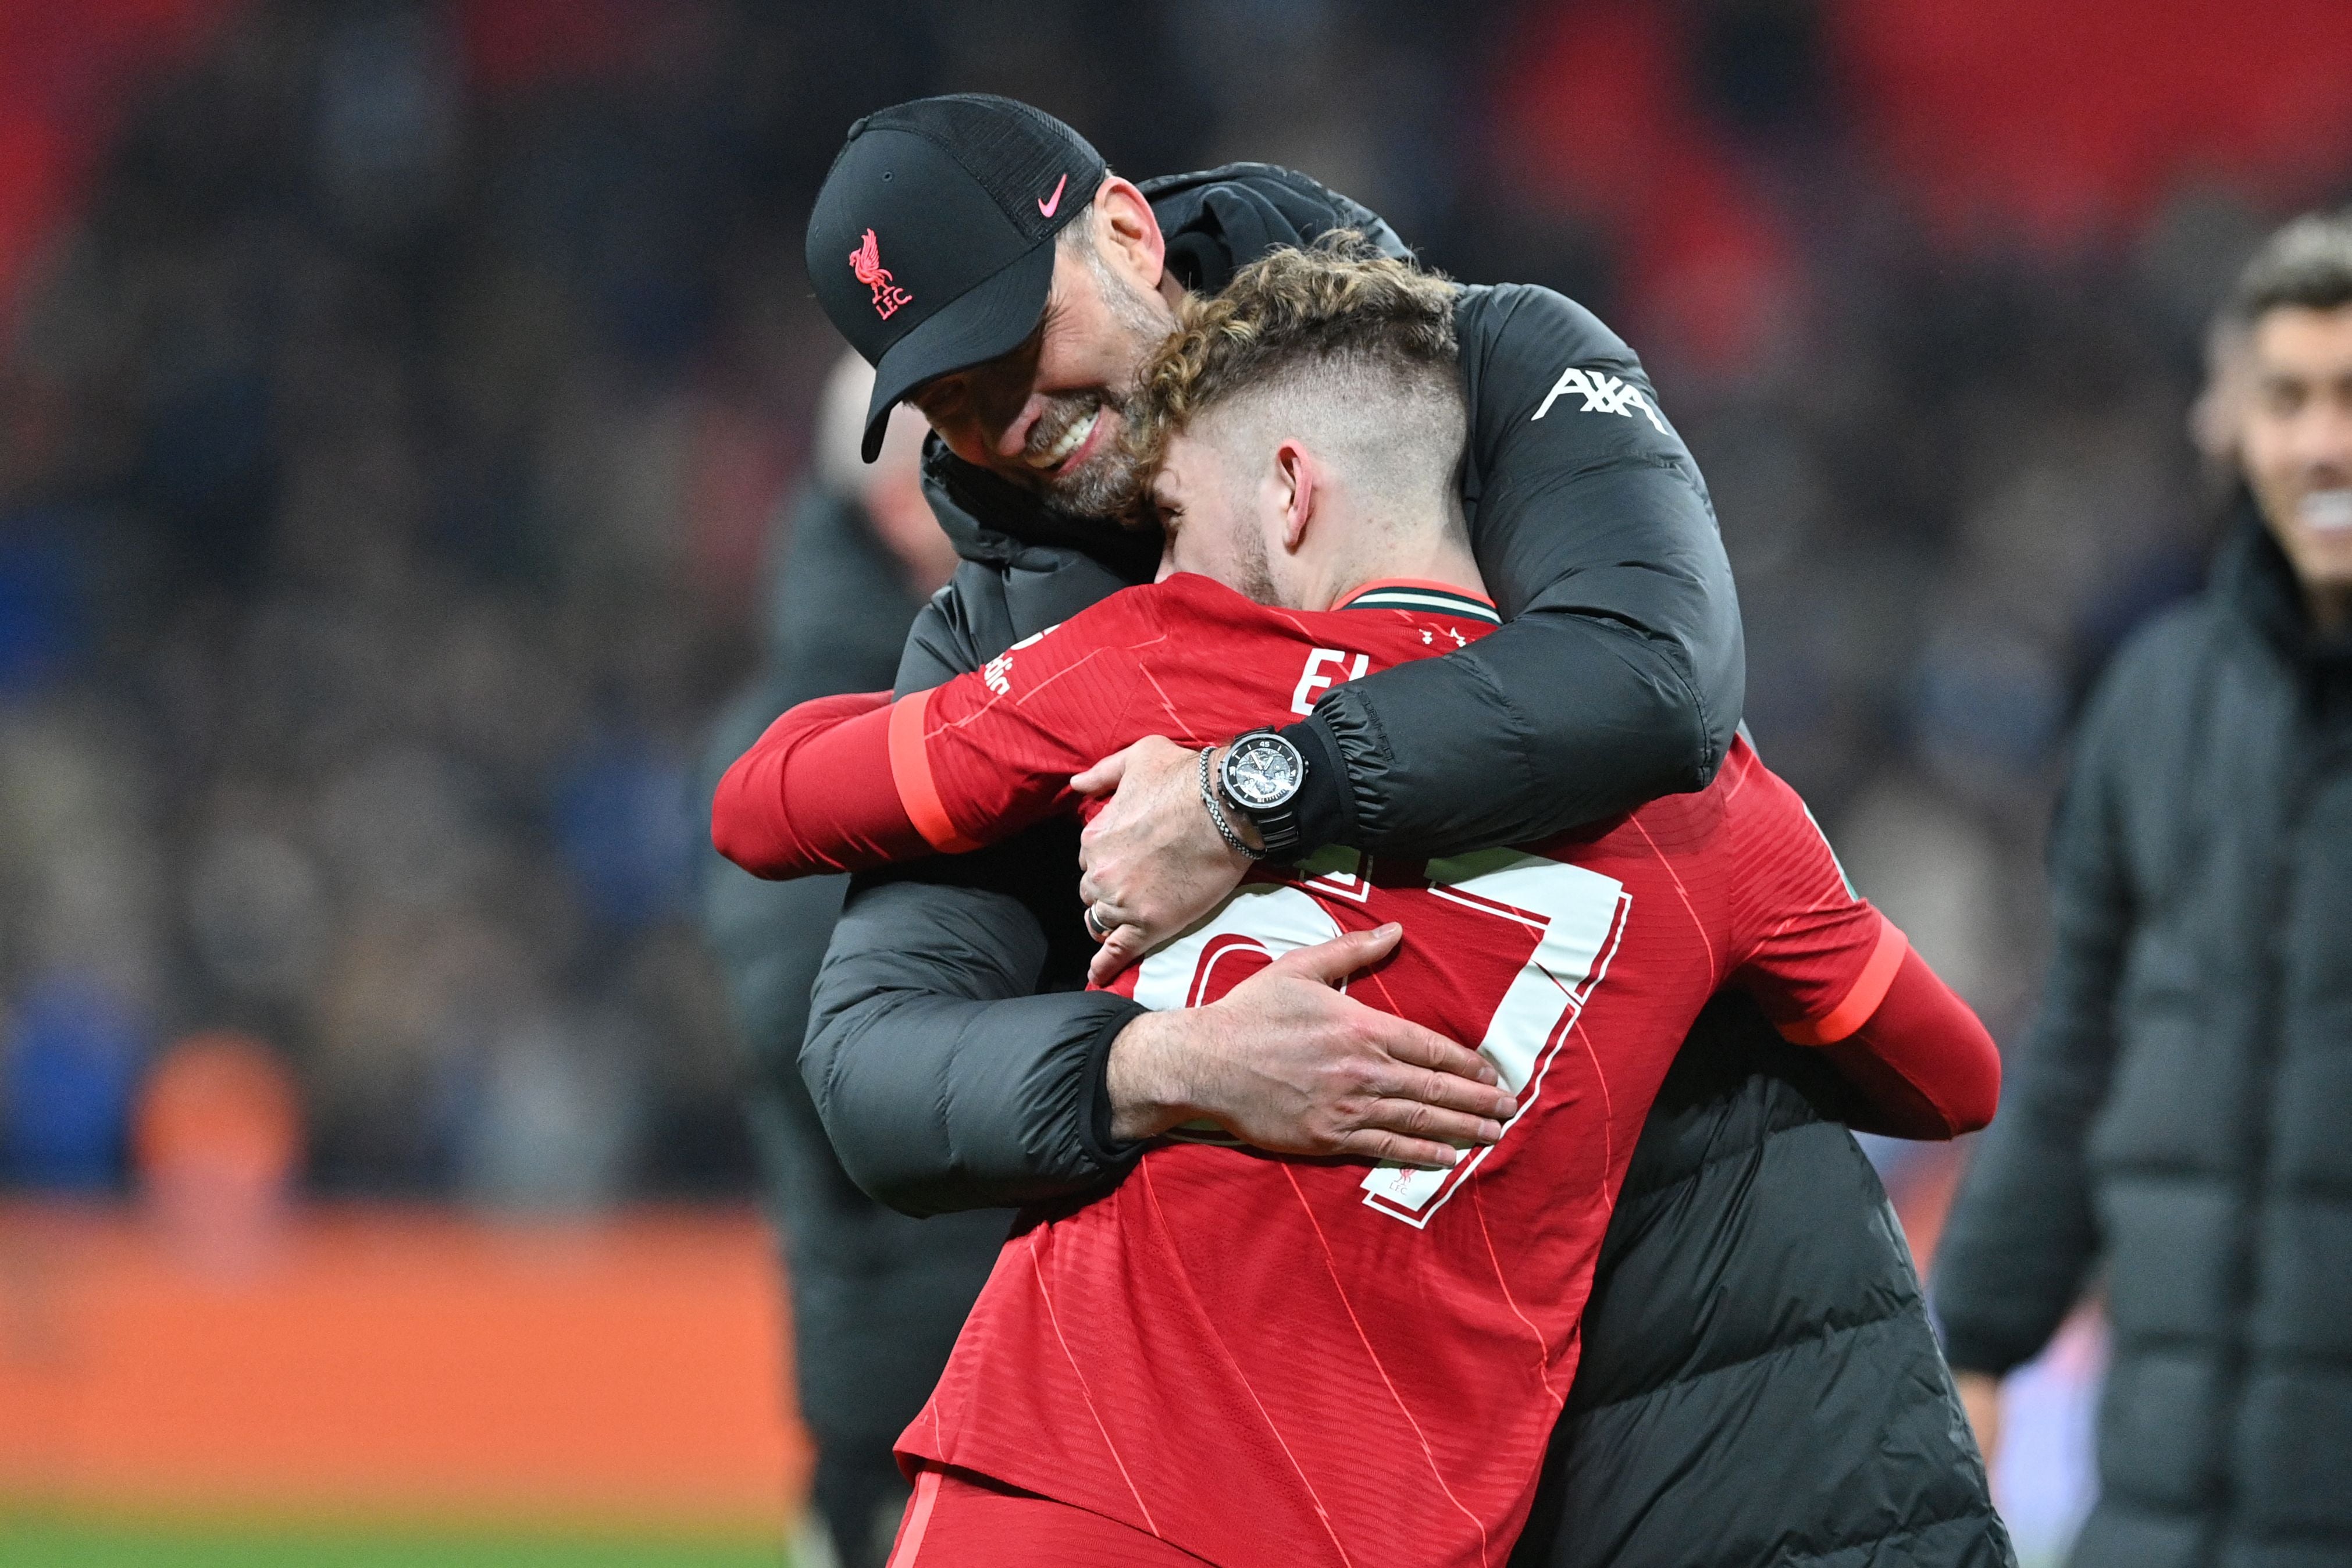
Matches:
[1223,735,1302,810]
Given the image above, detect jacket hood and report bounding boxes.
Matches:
[1140,162,1411,294]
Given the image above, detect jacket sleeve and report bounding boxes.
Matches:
[1278,284,1743,854]
[800,586,1147,1216]
[1932,663,2137,1375]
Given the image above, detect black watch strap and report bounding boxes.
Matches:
[1245,801,1302,858]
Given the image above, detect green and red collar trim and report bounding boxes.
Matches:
[1333,578,1500,624]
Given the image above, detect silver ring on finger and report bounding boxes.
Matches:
[1085,904,1113,941]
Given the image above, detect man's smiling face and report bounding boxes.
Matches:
[2241,303,2352,597]
[908,184,1178,518]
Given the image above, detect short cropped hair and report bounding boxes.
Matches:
[1125,235,1463,493]
[2223,211,2352,327]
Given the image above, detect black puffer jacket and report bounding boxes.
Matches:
[802,165,2008,1566]
[1936,511,2352,1568]
[1521,999,2008,1568]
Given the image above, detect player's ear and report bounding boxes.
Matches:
[1095,177,1168,297]
[1274,439,1316,553]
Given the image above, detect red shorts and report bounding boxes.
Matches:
[885,1464,1209,1567]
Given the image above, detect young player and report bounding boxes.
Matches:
[715,245,2000,1567]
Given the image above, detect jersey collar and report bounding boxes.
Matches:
[1332,578,1501,624]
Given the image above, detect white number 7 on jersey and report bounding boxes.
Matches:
[1128,847,1630,1230]
[1359,850,1628,1228]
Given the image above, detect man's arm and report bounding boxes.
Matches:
[800,581,1150,1214]
[1278,284,1741,853]
[806,842,1151,1215]
[1076,286,1741,963]
[710,589,1161,879]
[801,576,1513,1213]
[1729,751,2001,1141]
[1081,192,1736,850]
[1932,664,2137,1392]
[1813,950,2000,1141]
[711,690,910,876]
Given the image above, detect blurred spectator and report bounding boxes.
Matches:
[1935,213,2352,1565]
[697,355,1000,1568]
[133,1029,301,1272]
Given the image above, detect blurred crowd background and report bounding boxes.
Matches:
[3,0,2352,1481]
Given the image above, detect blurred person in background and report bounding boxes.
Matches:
[792,95,2005,1567]
[1936,212,2352,1567]
[698,352,995,1568]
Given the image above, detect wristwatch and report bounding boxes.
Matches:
[1218,729,1307,858]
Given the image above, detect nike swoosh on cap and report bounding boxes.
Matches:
[1038,174,1067,218]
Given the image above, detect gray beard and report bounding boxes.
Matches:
[1036,247,1170,520]
[1038,394,1146,519]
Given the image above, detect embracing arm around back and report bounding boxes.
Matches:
[1276,284,1743,854]
[721,610,1995,1151]
[791,569,1150,1214]
[788,559,1517,1213]
[1817,946,2001,1141]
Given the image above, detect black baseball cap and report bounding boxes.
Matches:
[807,95,1107,461]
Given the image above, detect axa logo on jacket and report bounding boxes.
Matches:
[1534,364,1668,433]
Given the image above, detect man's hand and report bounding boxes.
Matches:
[1104,922,1517,1168]
[1074,736,1253,985]
[1956,1371,2002,1470]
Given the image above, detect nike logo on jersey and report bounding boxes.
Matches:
[1533,365,1669,433]
[1038,174,1067,218]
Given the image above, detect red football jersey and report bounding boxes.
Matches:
[874,573,1908,1568]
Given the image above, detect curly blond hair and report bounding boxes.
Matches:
[1123,234,1463,498]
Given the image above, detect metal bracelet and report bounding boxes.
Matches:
[1198,746,1267,861]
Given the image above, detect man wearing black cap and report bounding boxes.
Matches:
[786,95,2007,1567]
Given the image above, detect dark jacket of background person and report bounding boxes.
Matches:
[1936,507,2352,1568]
[803,166,2010,1568]
[698,482,1003,1568]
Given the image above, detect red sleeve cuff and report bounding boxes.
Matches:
[1822,944,2002,1139]
[1779,916,1908,1046]
[888,688,984,854]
